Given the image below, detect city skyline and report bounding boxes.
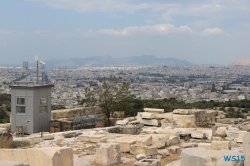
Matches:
[1,0,250,65]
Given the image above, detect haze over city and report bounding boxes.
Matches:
[1,0,250,65]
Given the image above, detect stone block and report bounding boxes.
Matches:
[198,143,211,150]
[167,146,182,154]
[191,131,206,139]
[141,112,155,119]
[180,143,198,148]
[42,134,54,140]
[134,159,161,166]
[137,136,152,146]
[243,132,250,166]
[227,127,239,141]
[173,114,197,128]
[135,154,146,161]
[181,148,244,166]
[155,113,173,122]
[144,108,164,113]
[140,119,158,126]
[152,134,169,148]
[77,134,107,143]
[95,143,121,166]
[115,137,138,152]
[211,141,231,150]
[168,135,179,146]
[156,128,179,136]
[116,119,128,126]
[130,145,158,156]
[173,109,190,115]
[237,131,247,143]
[216,127,227,138]
[242,125,250,131]
[157,149,169,158]
[0,147,73,166]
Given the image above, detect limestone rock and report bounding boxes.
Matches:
[157,149,169,158]
[180,143,198,148]
[237,131,247,143]
[95,143,121,166]
[173,114,197,128]
[216,127,227,137]
[168,135,179,146]
[115,137,138,152]
[130,145,158,156]
[173,109,190,115]
[42,134,54,140]
[151,134,169,148]
[211,141,231,150]
[137,136,152,146]
[167,146,182,154]
[191,131,206,139]
[198,143,211,150]
[140,119,158,126]
[141,112,155,119]
[181,148,244,166]
[0,128,7,134]
[144,108,164,114]
[243,132,250,166]
[135,154,146,161]
[134,159,161,166]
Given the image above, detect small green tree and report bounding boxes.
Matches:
[79,76,134,126]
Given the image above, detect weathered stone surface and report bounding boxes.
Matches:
[115,137,138,152]
[95,143,121,166]
[42,134,54,140]
[168,135,179,146]
[243,132,250,166]
[167,146,182,154]
[144,108,164,114]
[140,119,158,126]
[151,134,169,148]
[211,141,231,150]
[227,127,239,141]
[141,112,155,119]
[173,109,190,115]
[191,131,206,139]
[0,147,73,166]
[173,114,197,128]
[181,148,244,166]
[0,160,29,166]
[174,128,196,137]
[0,123,11,133]
[216,127,227,137]
[137,136,152,146]
[0,133,13,148]
[157,149,169,158]
[134,159,161,166]
[194,110,217,128]
[77,134,107,143]
[135,154,146,161]
[156,128,179,136]
[180,143,198,148]
[0,128,7,134]
[116,119,128,126]
[130,145,158,156]
[155,113,173,122]
[242,125,250,131]
[237,131,247,143]
[165,160,181,166]
[198,143,211,150]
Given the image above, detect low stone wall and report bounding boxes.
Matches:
[0,147,73,166]
[52,106,104,119]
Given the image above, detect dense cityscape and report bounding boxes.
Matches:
[1,65,249,108]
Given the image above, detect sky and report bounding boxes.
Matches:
[0,0,250,65]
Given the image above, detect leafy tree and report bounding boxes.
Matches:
[79,76,134,126]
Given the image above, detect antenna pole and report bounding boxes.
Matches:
[35,55,39,84]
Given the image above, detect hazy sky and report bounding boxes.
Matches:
[1,0,250,65]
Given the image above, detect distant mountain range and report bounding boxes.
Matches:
[42,55,192,68]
